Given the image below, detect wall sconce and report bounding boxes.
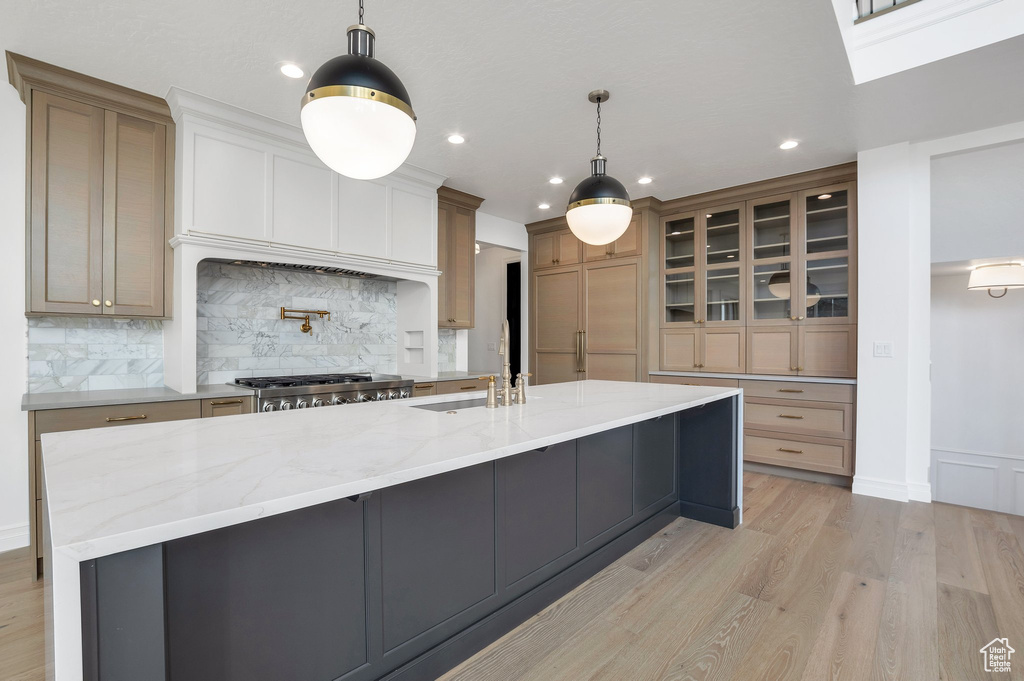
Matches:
[281,307,331,334]
[967,262,1024,298]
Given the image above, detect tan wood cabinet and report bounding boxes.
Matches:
[9,53,174,318]
[533,264,584,385]
[434,378,487,395]
[533,229,582,270]
[437,187,483,329]
[200,396,254,418]
[657,167,857,379]
[582,258,643,381]
[412,382,437,397]
[583,213,641,261]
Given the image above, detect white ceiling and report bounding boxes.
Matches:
[5,0,1024,224]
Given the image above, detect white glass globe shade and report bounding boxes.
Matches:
[565,203,633,246]
[301,96,416,180]
[767,274,791,300]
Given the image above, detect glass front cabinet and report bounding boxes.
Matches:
[661,182,856,378]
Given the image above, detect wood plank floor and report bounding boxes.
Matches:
[2,472,1023,681]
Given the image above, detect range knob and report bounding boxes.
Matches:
[280,401,294,410]
[332,395,349,406]
[377,391,388,401]
[262,403,277,412]
[388,390,400,400]
[311,398,325,408]
[357,393,372,403]
[399,389,411,399]
[296,399,309,409]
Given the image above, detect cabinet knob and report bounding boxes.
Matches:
[91,299,101,307]
[798,366,804,371]
[104,300,112,308]
[790,316,797,321]
[798,316,805,321]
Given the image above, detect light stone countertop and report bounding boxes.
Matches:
[649,370,857,385]
[41,380,740,563]
[21,384,255,411]
[403,370,496,383]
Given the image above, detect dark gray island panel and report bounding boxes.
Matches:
[80,401,739,681]
[163,499,368,681]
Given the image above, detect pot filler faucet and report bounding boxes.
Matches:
[488,319,531,407]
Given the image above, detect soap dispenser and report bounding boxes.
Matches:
[478,375,498,408]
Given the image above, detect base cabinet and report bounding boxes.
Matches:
[81,406,740,681]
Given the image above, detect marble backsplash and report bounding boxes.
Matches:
[438,329,457,373]
[27,318,164,392]
[196,262,398,385]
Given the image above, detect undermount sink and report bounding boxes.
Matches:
[410,398,490,412]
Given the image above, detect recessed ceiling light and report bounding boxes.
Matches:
[817,193,832,200]
[549,177,563,185]
[638,176,653,185]
[447,134,465,144]
[538,203,550,210]
[779,140,799,150]
[279,63,304,79]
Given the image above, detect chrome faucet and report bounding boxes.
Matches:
[498,319,513,406]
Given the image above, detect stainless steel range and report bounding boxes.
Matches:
[235,373,414,412]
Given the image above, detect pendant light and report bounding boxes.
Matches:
[300,0,416,180]
[565,90,632,246]
[768,272,822,307]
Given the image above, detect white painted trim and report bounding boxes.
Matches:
[852,0,1003,49]
[932,446,1024,463]
[0,522,29,552]
[907,481,932,503]
[852,475,909,502]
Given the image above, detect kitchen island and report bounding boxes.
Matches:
[41,380,741,681]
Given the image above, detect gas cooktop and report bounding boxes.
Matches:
[235,373,375,389]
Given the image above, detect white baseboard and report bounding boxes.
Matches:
[0,522,29,553]
[852,475,910,502]
[907,481,932,503]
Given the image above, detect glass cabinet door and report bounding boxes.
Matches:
[801,186,852,321]
[662,213,698,326]
[702,206,744,325]
[748,196,795,324]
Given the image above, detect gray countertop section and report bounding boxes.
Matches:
[404,371,496,384]
[649,371,857,385]
[22,384,255,412]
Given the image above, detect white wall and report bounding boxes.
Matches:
[931,272,1024,513]
[476,212,528,252]
[931,140,1024,264]
[468,245,521,371]
[0,50,30,551]
[856,120,1024,505]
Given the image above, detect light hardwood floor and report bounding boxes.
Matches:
[3,473,1024,681]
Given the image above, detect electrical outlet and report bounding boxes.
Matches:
[487,342,497,352]
[873,341,893,358]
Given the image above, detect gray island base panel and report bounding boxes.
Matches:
[77,397,738,681]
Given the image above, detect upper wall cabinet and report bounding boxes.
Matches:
[9,53,174,318]
[437,187,484,329]
[168,89,444,270]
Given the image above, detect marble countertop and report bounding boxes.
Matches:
[650,370,857,385]
[404,370,495,383]
[21,384,255,411]
[41,380,740,563]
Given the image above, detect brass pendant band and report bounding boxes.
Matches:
[567,197,632,211]
[302,85,416,121]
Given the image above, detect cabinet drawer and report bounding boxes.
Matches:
[650,375,740,388]
[744,430,852,475]
[413,383,437,397]
[739,380,853,404]
[744,398,852,439]
[435,379,485,395]
[200,397,253,418]
[34,399,202,435]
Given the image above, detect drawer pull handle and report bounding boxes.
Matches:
[777,447,804,454]
[778,414,804,419]
[209,399,244,406]
[416,384,435,389]
[777,389,804,393]
[460,385,478,390]
[106,415,147,422]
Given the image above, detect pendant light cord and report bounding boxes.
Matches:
[595,97,602,157]
[359,0,364,24]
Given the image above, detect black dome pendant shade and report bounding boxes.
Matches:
[299,0,417,180]
[564,90,632,246]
